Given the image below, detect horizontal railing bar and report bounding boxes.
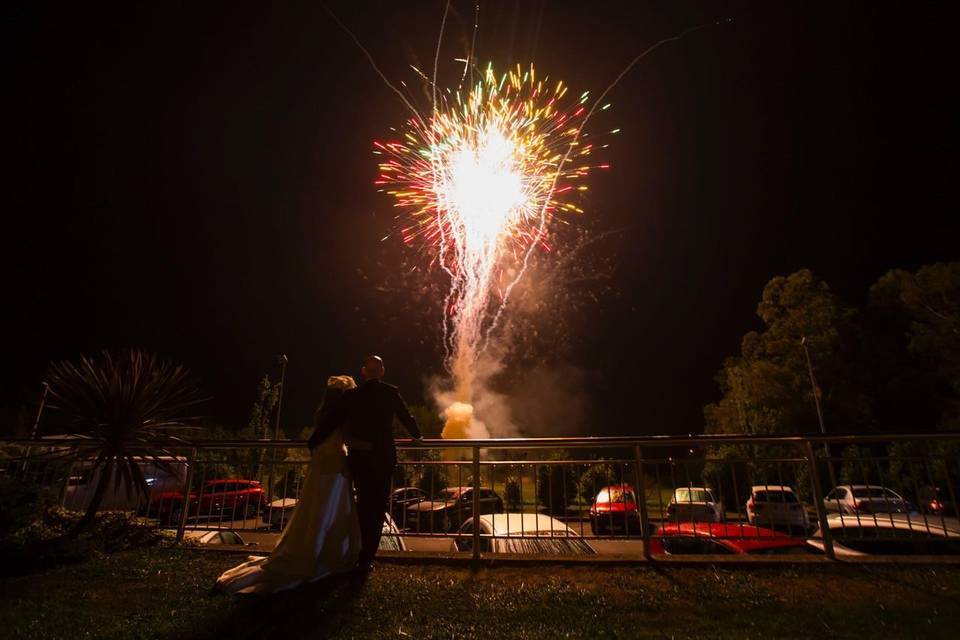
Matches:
[4,431,958,450]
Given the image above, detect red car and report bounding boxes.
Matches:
[649,522,817,555]
[153,479,267,523]
[590,485,642,536]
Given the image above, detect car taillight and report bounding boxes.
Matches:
[854,500,865,511]
[930,500,943,512]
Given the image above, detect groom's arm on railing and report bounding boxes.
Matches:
[393,391,422,440]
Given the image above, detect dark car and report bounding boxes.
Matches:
[405,486,504,533]
[917,486,959,517]
[389,487,426,529]
[154,479,267,524]
[590,485,641,536]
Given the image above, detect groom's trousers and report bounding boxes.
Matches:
[349,452,393,568]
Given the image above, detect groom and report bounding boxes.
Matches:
[309,355,422,571]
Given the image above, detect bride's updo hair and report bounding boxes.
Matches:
[326,375,357,391]
[319,375,357,417]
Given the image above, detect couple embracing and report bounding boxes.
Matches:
[216,356,422,594]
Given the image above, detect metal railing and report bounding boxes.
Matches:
[2,432,958,560]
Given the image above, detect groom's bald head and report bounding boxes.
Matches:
[361,355,385,380]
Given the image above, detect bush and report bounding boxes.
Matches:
[0,477,57,540]
[537,462,578,516]
[577,463,620,504]
[504,475,522,509]
[0,507,171,576]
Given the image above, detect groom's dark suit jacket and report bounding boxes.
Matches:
[310,378,421,459]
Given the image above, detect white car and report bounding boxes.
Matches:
[811,513,960,555]
[666,487,724,523]
[183,529,254,546]
[451,513,595,555]
[263,497,298,528]
[379,513,406,551]
[745,485,810,532]
[823,485,913,515]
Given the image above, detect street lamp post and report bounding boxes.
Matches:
[273,355,288,440]
[22,382,50,474]
[801,336,835,486]
[801,337,826,436]
[266,355,288,522]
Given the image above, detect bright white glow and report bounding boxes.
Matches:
[439,125,527,251]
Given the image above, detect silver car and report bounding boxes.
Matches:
[823,485,912,515]
[451,513,595,555]
[666,487,724,523]
[745,485,809,532]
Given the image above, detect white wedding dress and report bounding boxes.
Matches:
[215,431,361,594]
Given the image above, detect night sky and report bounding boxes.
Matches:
[6,2,956,437]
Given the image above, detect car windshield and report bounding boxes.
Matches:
[753,490,798,503]
[852,488,899,499]
[437,489,461,500]
[597,488,636,503]
[675,489,714,503]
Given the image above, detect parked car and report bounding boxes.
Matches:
[380,513,407,551]
[590,484,641,536]
[64,455,188,513]
[823,485,913,515]
[666,487,724,523]
[917,486,958,517]
[154,479,267,523]
[451,514,595,555]
[650,522,817,556]
[812,513,960,555]
[263,497,298,528]
[405,486,504,533]
[183,529,256,547]
[389,487,426,529]
[745,485,810,533]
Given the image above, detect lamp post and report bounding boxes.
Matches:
[801,337,826,436]
[266,355,288,522]
[801,336,835,486]
[273,355,288,440]
[22,382,50,474]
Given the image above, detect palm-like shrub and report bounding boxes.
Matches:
[45,349,207,535]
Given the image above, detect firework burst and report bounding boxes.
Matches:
[374,62,611,414]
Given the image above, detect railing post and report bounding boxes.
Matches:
[176,447,196,544]
[472,445,481,562]
[633,445,652,560]
[803,440,834,560]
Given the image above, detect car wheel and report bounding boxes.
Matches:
[170,504,183,526]
[244,501,259,519]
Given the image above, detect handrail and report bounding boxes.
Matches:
[3,431,958,450]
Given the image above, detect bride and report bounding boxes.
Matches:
[215,375,361,594]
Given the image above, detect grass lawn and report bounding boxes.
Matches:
[2,548,959,639]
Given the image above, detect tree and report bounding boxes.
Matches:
[705,270,869,436]
[415,449,449,496]
[577,462,619,504]
[536,452,578,516]
[45,350,206,536]
[249,374,281,479]
[866,262,960,431]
